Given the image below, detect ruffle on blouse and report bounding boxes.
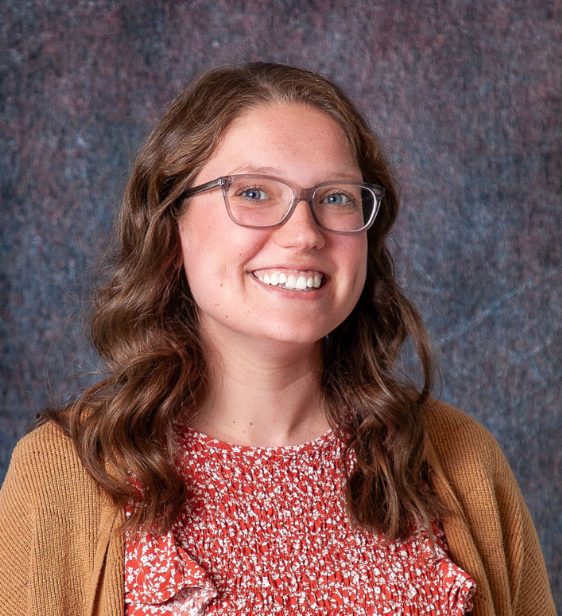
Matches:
[125,528,217,616]
[433,557,476,615]
[424,534,477,615]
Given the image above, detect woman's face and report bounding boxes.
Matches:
[178,102,368,351]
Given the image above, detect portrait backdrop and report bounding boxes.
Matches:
[1,0,560,607]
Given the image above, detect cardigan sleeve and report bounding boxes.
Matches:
[488,430,556,616]
[425,401,556,616]
[0,436,35,615]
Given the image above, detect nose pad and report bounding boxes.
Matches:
[275,198,325,248]
[290,198,317,224]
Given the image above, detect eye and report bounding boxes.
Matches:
[324,193,348,205]
[320,190,358,208]
[238,186,269,201]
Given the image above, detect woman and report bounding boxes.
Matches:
[0,63,555,615]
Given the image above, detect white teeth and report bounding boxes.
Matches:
[296,276,307,290]
[286,275,297,289]
[255,271,323,291]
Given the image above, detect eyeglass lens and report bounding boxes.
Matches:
[225,177,376,232]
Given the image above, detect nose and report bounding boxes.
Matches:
[273,198,326,250]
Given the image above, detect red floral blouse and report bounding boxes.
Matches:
[124,427,475,615]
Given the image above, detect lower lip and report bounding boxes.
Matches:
[250,273,328,299]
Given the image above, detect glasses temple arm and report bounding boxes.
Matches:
[183,177,226,198]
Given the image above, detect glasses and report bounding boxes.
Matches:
[182,174,384,234]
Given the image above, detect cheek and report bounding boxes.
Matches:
[178,216,214,297]
[341,239,369,316]
[178,216,255,296]
[180,246,224,321]
[340,235,369,284]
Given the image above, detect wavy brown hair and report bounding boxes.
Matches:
[44,62,441,538]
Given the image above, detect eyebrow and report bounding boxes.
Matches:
[227,165,363,183]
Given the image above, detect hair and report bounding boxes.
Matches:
[43,62,441,538]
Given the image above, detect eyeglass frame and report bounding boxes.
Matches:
[180,174,385,234]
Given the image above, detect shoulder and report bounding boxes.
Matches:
[421,399,532,536]
[4,421,103,509]
[13,420,74,461]
[422,398,494,442]
[422,398,503,472]
[422,399,512,483]
[10,421,81,477]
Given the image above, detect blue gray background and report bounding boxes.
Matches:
[1,0,560,607]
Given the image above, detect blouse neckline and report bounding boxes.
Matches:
[181,425,337,457]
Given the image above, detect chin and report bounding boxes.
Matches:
[253,324,332,347]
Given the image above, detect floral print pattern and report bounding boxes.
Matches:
[125,428,475,615]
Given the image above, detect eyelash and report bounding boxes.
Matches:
[235,185,269,196]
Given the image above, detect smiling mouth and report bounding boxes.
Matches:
[253,270,324,291]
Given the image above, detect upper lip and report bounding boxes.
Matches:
[250,264,328,276]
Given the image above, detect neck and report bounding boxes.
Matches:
[190,333,329,447]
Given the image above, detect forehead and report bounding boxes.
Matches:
[198,102,361,184]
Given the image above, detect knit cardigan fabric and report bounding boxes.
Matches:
[0,401,556,616]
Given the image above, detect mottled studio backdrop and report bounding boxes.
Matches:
[1,0,560,607]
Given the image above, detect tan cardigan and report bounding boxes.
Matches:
[0,401,555,616]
